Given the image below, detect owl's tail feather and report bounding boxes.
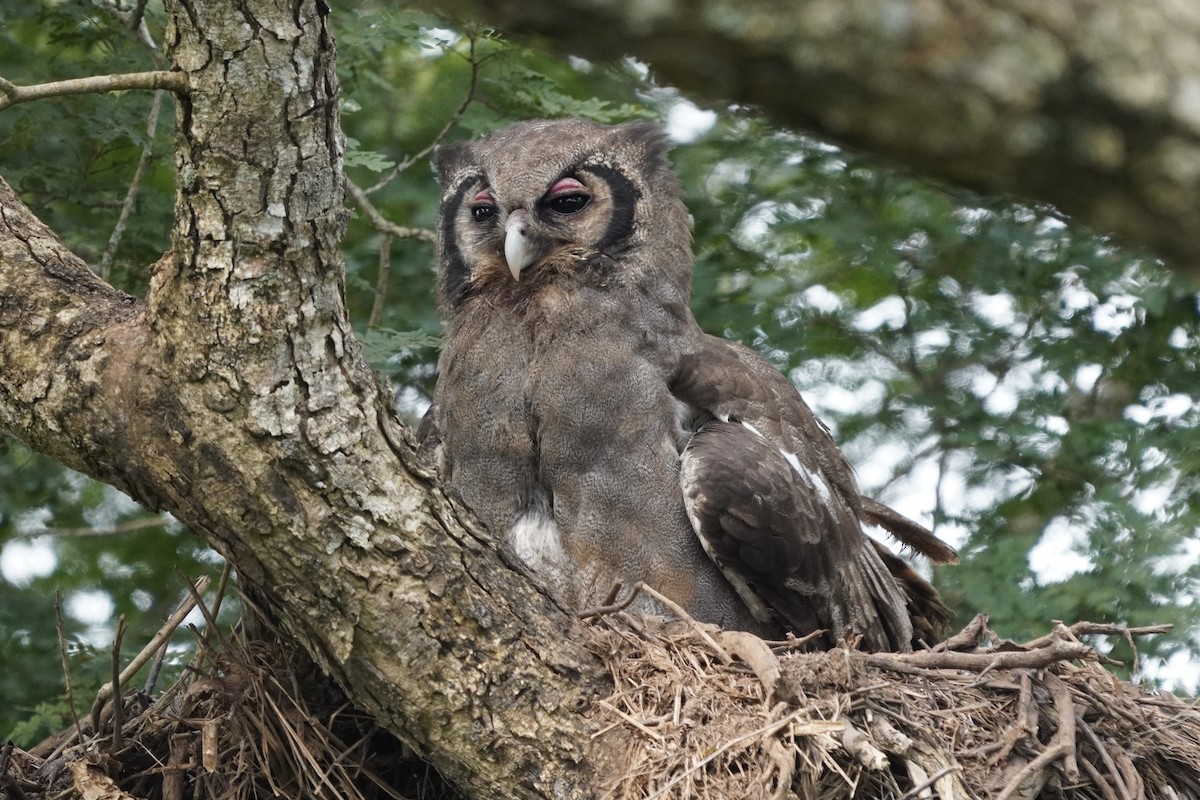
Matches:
[860,496,959,565]
[852,543,920,653]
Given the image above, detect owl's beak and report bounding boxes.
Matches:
[504,210,537,281]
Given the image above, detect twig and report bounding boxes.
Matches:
[637,583,733,666]
[932,613,990,652]
[16,515,173,539]
[141,641,169,696]
[345,179,435,242]
[1044,673,1079,782]
[1024,621,1172,650]
[208,562,233,623]
[1080,757,1121,800]
[899,765,961,800]
[0,71,187,111]
[90,575,211,726]
[130,0,152,33]
[163,734,190,800]
[110,615,128,751]
[993,671,1083,800]
[53,591,85,743]
[362,33,490,195]
[597,700,665,744]
[100,88,165,279]
[367,234,392,329]
[995,739,1074,800]
[578,582,645,619]
[759,629,826,650]
[866,639,1097,674]
[991,670,1037,766]
[1078,716,1133,800]
[179,570,223,641]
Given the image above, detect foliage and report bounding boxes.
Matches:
[1,0,1197,744]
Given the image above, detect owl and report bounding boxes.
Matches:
[419,119,956,652]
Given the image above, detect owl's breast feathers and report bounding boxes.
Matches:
[670,334,955,651]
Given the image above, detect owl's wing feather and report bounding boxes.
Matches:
[673,334,950,651]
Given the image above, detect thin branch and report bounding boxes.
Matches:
[0,71,187,111]
[131,0,153,35]
[89,575,211,726]
[99,89,166,279]
[53,591,85,744]
[866,639,1098,674]
[15,515,174,539]
[109,615,128,751]
[362,33,490,195]
[95,0,162,56]
[367,234,392,329]
[346,179,435,242]
[1023,621,1172,650]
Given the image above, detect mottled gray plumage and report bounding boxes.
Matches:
[419,119,955,652]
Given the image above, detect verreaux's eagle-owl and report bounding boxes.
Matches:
[419,118,956,652]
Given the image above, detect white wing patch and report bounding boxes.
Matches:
[740,420,764,438]
[741,420,835,505]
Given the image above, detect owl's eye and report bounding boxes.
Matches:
[542,176,590,216]
[471,204,498,222]
[470,189,498,223]
[544,194,590,215]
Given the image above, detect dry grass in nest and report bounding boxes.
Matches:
[2,578,462,800]
[581,591,1200,800]
[3,575,1199,800]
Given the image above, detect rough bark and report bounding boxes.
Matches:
[0,2,609,798]
[428,0,1200,275]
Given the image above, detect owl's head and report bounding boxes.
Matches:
[433,119,692,310]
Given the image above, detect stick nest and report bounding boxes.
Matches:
[3,595,1199,800]
[583,608,1200,799]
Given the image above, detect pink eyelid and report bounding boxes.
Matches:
[547,177,585,196]
[473,189,495,204]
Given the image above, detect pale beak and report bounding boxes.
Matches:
[504,210,536,281]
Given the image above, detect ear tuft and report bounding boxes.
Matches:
[621,118,669,150]
[433,142,473,185]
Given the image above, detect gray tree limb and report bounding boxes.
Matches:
[428,0,1200,275]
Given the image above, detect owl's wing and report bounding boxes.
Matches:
[671,334,953,652]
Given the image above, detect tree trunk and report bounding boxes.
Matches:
[425,0,1200,275]
[0,2,609,798]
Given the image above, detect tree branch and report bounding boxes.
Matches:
[423,0,1200,274]
[0,71,187,110]
[346,179,436,242]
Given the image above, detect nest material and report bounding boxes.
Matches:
[583,607,1200,799]
[3,589,1199,800]
[2,590,462,800]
